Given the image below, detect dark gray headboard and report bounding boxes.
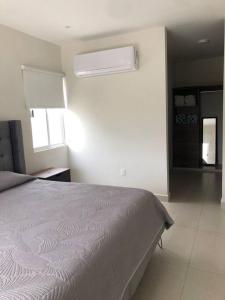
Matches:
[0,121,26,173]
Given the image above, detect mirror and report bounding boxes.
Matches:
[202,118,217,165]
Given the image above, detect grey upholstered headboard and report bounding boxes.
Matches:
[0,121,26,174]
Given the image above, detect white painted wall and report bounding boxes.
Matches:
[61,27,169,200]
[174,56,224,87]
[222,32,225,208]
[0,25,68,173]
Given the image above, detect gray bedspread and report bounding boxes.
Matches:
[0,173,173,300]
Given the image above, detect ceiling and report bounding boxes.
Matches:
[168,20,224,61]
[0,0,224,60]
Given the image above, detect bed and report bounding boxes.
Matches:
[0,120,173,300]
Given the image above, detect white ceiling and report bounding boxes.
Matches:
[0,0,224,60]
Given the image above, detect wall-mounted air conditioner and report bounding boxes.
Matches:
[74,46,138,78]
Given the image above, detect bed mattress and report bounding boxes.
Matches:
[0,172,173,300]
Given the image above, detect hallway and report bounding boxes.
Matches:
[133,170,225,300]
[170,169,222,204]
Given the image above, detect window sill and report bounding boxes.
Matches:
[33,144,67,153]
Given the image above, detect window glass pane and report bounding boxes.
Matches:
[31,109,48,148]
[47,109,65,145]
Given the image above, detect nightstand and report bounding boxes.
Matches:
[32,168,71,182]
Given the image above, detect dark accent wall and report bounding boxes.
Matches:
[172,86,223,168]
[200,90,223,166]
[173,88,200,168]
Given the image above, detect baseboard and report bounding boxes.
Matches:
[172,167,222,173]
[155,194,169,202]
[221,198,225,209]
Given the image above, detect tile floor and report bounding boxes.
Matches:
[132,170,225,300]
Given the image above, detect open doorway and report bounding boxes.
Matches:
[172,86,223,170]
[167,22,224,203]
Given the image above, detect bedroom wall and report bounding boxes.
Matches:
[0,25,68,174]
[167,59,175,171]
[61,27,169,200]
[222,32,225,208]
[174,56,224,87]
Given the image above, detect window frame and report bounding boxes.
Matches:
[30,108,66,153]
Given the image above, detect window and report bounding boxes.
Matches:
[31,108,65,151]
[22,65,66,151]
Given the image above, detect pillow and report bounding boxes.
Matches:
[0,171,35,193]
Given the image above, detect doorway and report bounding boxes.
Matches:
[172,86,223,170]
[167,22,224,203]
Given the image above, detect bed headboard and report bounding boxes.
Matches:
[0,121,26,174]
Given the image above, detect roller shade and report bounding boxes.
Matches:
[22,65,65,108]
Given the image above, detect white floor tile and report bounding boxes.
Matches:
[159,225,197,265]
[133,258,187,300]
[199,204,225,234]
[133,170,224,300]
[181,268,225,300]
[163,202,203,229]
[191,230,225,274]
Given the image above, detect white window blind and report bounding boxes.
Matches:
[22,65,65,108]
